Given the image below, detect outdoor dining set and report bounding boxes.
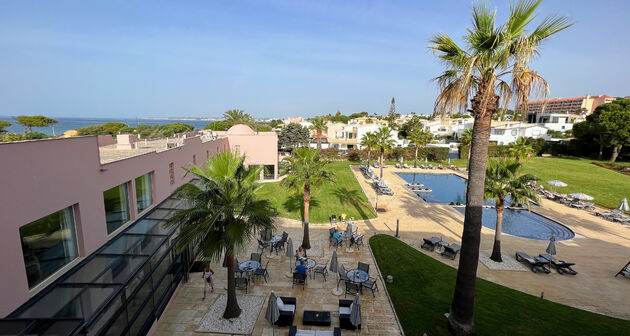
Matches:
[232,230,289,293]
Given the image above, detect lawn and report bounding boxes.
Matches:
[388,156,630,209]
[370,234,630,335]
[258,161,376,223]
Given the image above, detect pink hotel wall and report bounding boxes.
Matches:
[0,132,275,317]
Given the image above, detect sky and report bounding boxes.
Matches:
[0,0,629,119]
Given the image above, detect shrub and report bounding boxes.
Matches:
[347,150,362,162]
[320,147,339,160]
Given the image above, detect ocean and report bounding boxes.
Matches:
[0,116,217,136]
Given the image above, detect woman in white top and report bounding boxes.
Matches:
[202,265,214,299]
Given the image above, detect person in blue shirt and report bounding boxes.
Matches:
[295,260,307,274]
[332,229,343,247]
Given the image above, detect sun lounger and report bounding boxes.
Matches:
[596,209,621,218]
[395,163,401,168]
[515,252,550,274]
[403,163,409,169]
[441,243,461,260]
[616,261,630,279]
[421,236,442,251]
[539,253,578,275]
[613,216,630,223]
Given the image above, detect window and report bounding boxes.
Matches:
[193,155,196,165]
[104,183,130,234]
[20,207,78,288]
[206,150,209,159]
[135,173,153,213]
[263,165,275,180]
[169,163,175,185]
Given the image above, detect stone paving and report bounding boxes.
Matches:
[155,165,630,336]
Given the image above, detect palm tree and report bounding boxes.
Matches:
[408,128,433,168]
[166,152,275,319]
[282,147,334,249]
[430,1,571,333]
[310,117,327,150]
[505,137,533,162]
[373,126,396,178]
[484,159,538,262]
[223,109,254,127]
[360,131,378,163]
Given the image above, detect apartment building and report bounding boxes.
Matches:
[489,122,550,145]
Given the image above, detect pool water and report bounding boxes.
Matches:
[396,172,575,241]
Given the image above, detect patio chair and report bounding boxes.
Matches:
[441,244,461,260]
[358,262,370,274]
[257,239,270,253]
[362,276,379,297]
[539,253,578,275]
[275,296,297,327]
[313,260,328,281]
[615,261,630,279]
[234,276,248,293]
[251,252,261,263]
[421,236,442,251]
[292,272,307,289]
[330,214,337,225]
[339,299,361,330]
[351,235,364,250]
[337,265,349,289]
[254,261,270,283]
[515,252,551,274]
[344,280,361,297]
[234,257,244,277]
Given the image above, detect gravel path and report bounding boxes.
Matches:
[196,294,265,334]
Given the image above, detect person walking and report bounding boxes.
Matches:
[202,265,214,299]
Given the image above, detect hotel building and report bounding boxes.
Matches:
[0,124,277,335]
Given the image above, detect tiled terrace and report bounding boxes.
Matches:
[154,217,401,336]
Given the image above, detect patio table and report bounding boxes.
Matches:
[346,269,368,284]
[239,260,260,282]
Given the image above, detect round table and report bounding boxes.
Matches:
[346,269,368,283]
[239,260,260,272]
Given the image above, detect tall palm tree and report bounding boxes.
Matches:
[282,147,334,249]
[223,109,255,127]
[484,159,538,262]
[505,137,533,162]
[430,1,571,333]
[166,152,275,319]
[408,128,433,168]
[310,117,327,150]
[374,126,396,178]
[360,131,378,163]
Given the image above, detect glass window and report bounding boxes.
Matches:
[104,184,130,234]
[20,207,78,289]
[135,173,153,213]
[100,235,165,256]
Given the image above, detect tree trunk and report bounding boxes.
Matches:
[367,149,371,164]
[610,144,622,163]
[448,88,498,336]
[317,130,322,151]
[414,146,418,168]
[490,199,504,262]
[380,149,384,178]
[223,252,242,319]
[302,185,311,249]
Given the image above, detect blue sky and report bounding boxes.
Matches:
[0,0,628,119]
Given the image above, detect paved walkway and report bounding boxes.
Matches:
[155,165,630,336]
[154,217,401,336]
[355,166,630,320]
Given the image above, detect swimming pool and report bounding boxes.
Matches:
[396,172,575,241]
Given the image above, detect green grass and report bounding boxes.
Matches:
[519,157,630,209]
[370,234,630,335]
[258,161,376,223]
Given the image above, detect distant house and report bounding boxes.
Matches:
[489,122,550,145]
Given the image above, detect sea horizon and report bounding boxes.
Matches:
[0,116,222,135]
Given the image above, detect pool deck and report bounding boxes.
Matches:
[355,166,630,320]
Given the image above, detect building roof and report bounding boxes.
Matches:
[527,96,585,104]
[226,124,256,135]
